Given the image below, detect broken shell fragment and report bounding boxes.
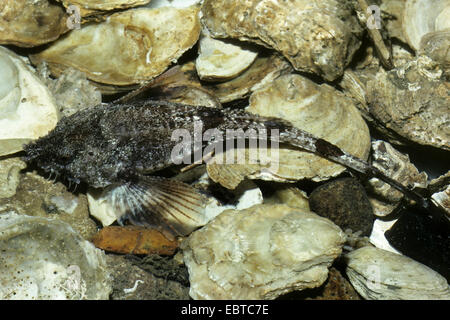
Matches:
[0,0,69,47]
[366,56,449,151]
[0,47,59,156]
[367,140,428,217]
[201,0,363,81]
[182,204,346,300]
[345,246,450,300]
[207,74,371,189]
[196,35,258,81]
[402,0,450,51]
[432,185,450,217]
[31,7,201,86]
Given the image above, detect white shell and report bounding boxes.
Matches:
[369,219,401,254]
[403,0,450,51]
[0,212,111,299]
[182,204,346,300]
[196,35,258,81]
[205,54,292,103]
[346,246,450,300]
[0,46,59,156]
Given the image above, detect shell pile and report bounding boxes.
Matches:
[0,0,449,300]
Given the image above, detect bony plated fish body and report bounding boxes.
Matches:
[23,100,432,237]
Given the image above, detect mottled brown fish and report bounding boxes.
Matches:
[23,100,428,237]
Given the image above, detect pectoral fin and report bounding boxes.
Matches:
[104,176,208,238]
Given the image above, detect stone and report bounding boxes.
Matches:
[182,204,346,300]
[309,177,375,236]
[345,246,450,300]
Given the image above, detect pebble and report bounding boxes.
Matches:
[309,177,375,236]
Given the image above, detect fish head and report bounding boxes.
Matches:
[23,110,116,188]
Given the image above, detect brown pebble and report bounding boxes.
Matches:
[91,226,178,255]
[309,177,374,236]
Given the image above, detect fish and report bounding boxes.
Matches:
[23,100,434,238]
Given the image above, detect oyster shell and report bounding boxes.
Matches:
[201,0,363,81]
[146,0,202,8]
[0,0,69,47]
[31,7,201,86]
[182,204,346,300]
[345,246,450,300]
[366,56,450,150]
[403,0,450,51]
[367,140,428,217]
[0,47,59,156]
[0,212,111,300]
[56,0,152,17]
[419,30,450,75]
[205,54,292,103]
[196,34,258,81]
[207,74,371,189]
